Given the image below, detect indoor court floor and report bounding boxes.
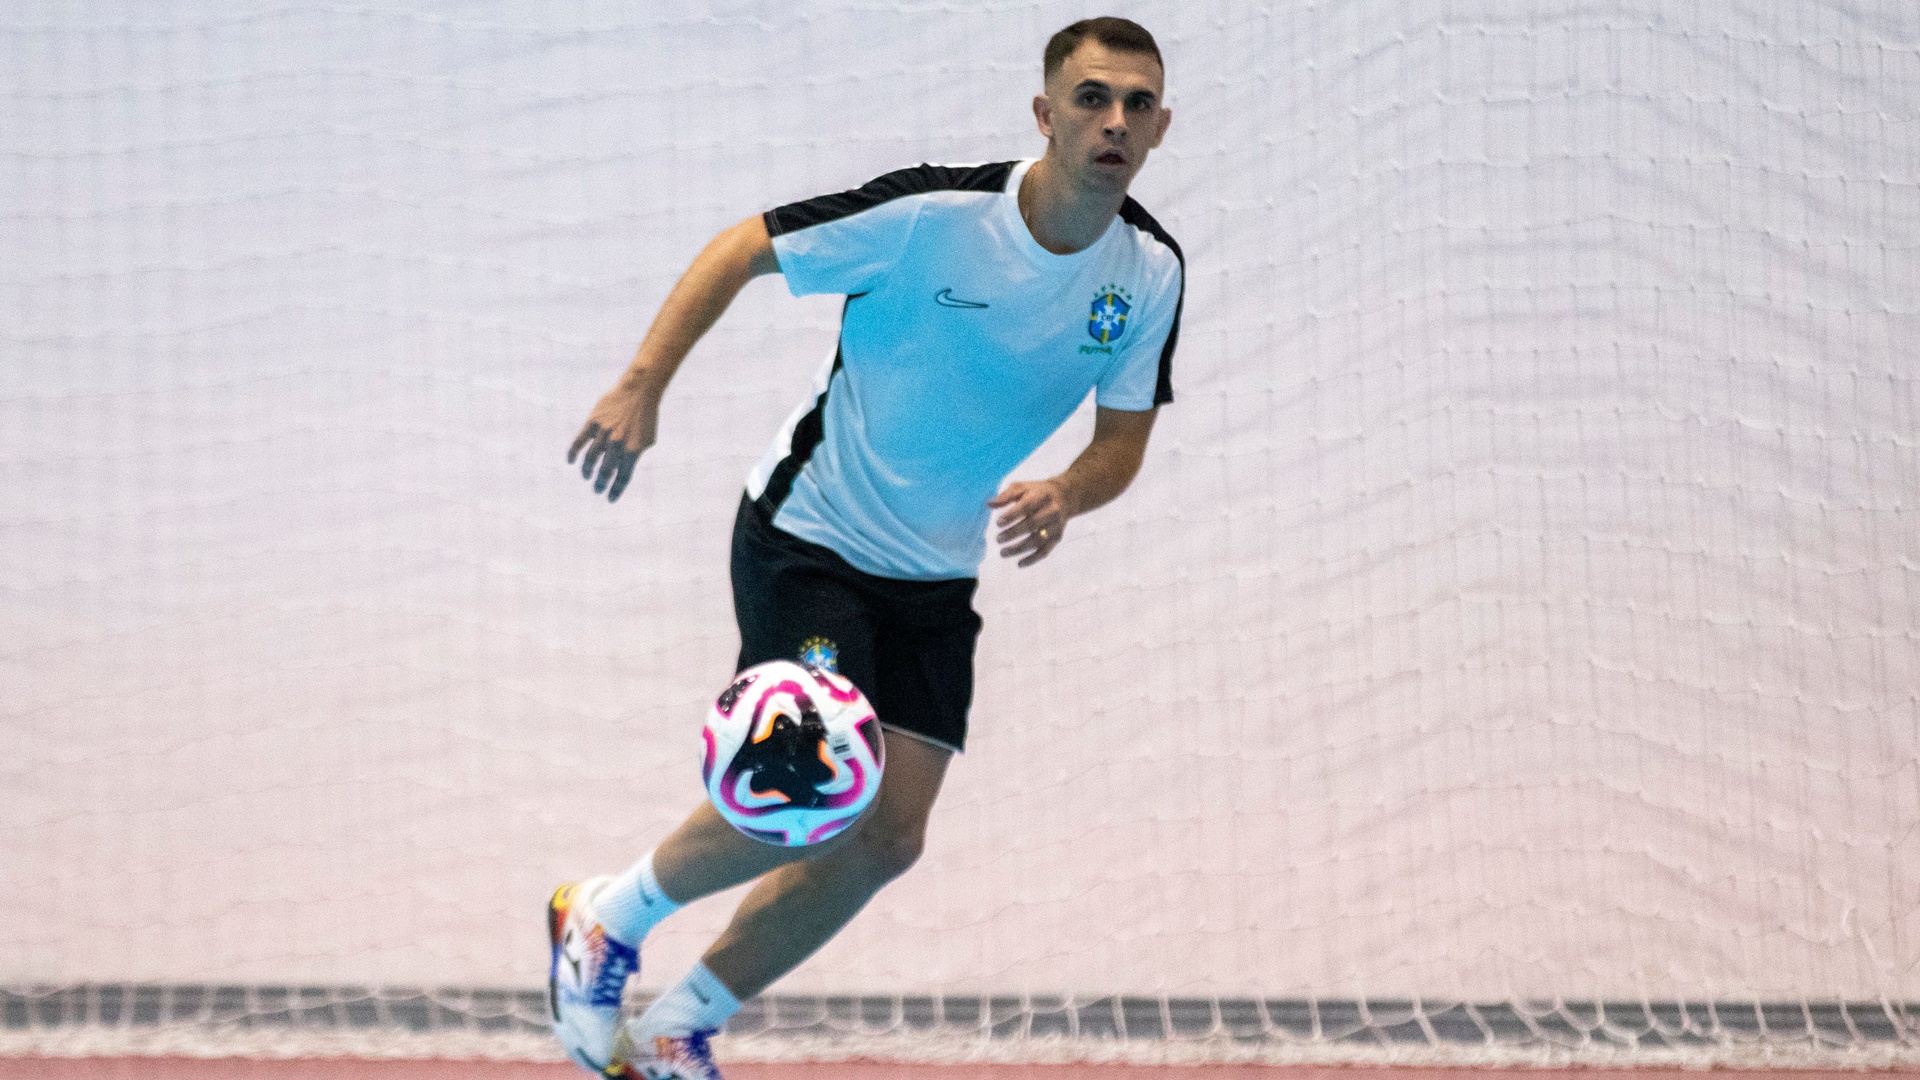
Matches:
[1,1063,1913,1080]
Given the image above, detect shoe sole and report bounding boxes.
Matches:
[547,882,576,1024]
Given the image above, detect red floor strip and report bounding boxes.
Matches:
[1,1062,1914,1080]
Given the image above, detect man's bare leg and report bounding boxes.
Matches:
[647,801,833,904]
[638,747,893,908]
[601,725,948,1063]
[695,728,952,998]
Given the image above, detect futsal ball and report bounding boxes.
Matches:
[701,660,885,846]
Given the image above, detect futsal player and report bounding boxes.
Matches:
[553,18,1184,1078]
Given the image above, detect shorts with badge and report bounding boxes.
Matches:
[729,497,982,753]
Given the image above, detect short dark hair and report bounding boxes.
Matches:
[1043,17,1163,81]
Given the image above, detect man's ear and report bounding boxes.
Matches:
[1148,106,1172,149]
[1032,93,1053,139]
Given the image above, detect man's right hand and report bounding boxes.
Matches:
[564,214,777,504]
[567,381,661,502]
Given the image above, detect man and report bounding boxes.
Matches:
[553,17,1184,1079]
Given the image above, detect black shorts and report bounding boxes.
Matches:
[730,497,982,753]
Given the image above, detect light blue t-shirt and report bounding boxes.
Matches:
[748,159,1185,580]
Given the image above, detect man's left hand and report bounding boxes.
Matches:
[988,479,1075,567]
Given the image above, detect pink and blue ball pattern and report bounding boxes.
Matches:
[701,662,884,846]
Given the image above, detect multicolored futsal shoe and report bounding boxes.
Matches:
[547,877,640,1075]
[615,1028,724,1080]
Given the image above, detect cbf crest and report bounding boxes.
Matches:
[1088,284,1132,345]
[797,636,840,674]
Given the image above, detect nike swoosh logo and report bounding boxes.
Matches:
[934,288,989,309]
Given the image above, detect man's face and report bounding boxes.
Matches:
[1035,40,1171,195]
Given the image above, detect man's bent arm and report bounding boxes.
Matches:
[570,215,780,501]
[989,405,1158,566]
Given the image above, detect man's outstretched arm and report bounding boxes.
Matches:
[569,215,781,501]
[989,405,1158,567]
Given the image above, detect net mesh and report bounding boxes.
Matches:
[3,0,1918,1066]
[3,986,1915,1066]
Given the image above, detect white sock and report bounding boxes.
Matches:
[634,962,741,1038]
[594,850,682,946]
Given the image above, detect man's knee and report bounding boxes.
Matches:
[814,724,948,884]
[841,816,926,884]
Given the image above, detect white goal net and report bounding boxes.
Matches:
[3,0,1917,1067]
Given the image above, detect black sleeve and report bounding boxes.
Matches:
[1119,197,1185,406]
[764,161,1017,237]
